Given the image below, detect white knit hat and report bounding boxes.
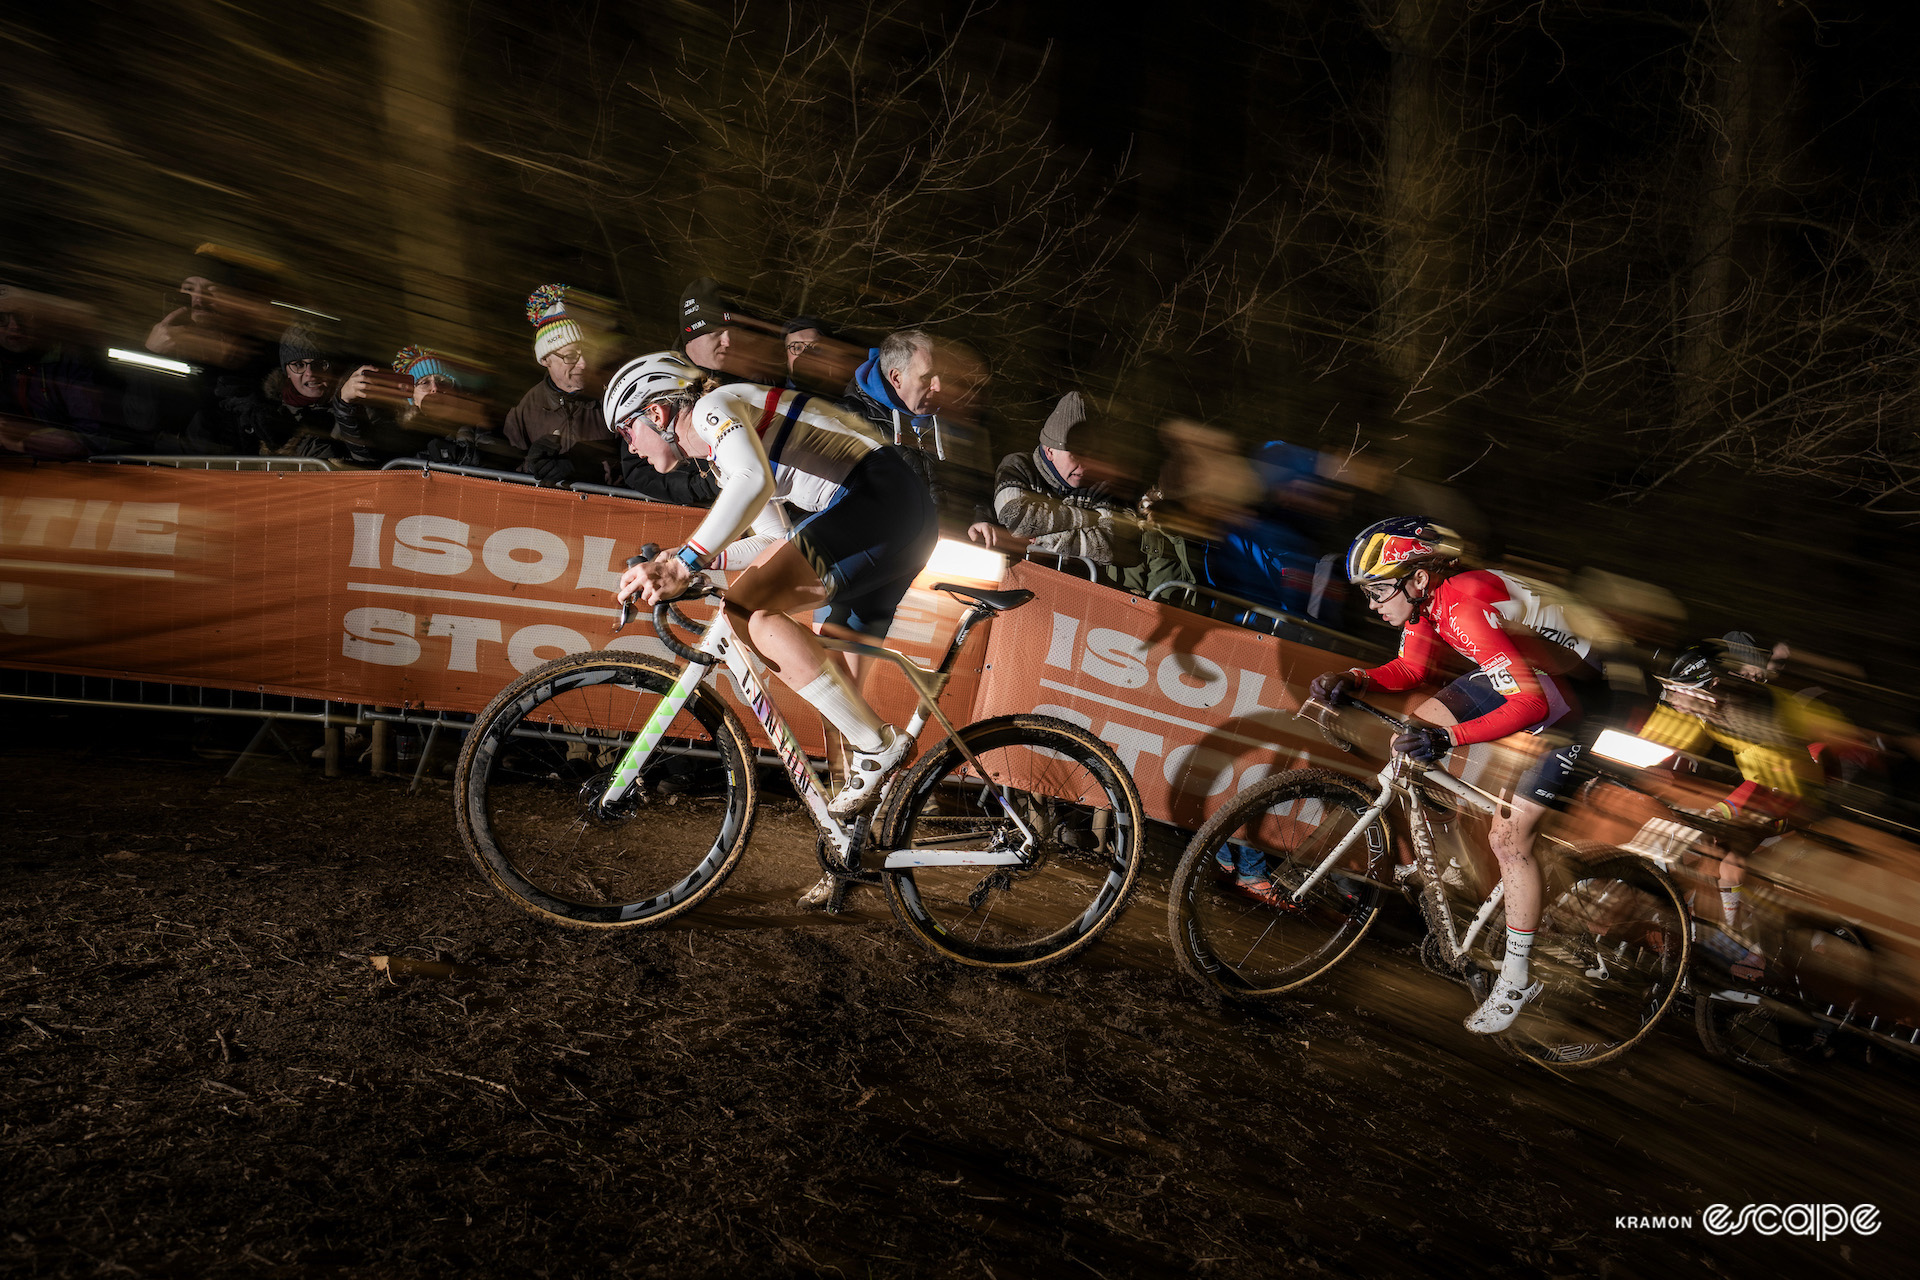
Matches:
[526,284,583,363]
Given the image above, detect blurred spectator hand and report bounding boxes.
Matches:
[967,521,1030,554]
[415,383,489,431]
[145,308,247,368]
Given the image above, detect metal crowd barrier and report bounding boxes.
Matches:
[380,457,538,485]
[91,454,338,472]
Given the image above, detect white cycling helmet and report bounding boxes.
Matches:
[604,350,702,434]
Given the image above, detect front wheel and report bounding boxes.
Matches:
[875,714,1144,970]
[1693,923,1867,1072]
[454,651,757,929]
[1495,850,1691,1069]
[1167,768,1389,999]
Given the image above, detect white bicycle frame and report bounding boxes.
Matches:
[1292,749,1513,967]
[596,602,1037,871]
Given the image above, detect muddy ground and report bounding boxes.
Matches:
[1,705,1913,1278]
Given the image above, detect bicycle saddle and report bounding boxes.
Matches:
[932,584,1035,612]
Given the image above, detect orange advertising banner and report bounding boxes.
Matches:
[972,561,1381,831]
[0,462,984,755]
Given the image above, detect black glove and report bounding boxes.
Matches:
[1309,670,1362,707]
[1392,725,1451,764]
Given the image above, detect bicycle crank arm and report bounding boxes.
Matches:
[880,850,1028,869]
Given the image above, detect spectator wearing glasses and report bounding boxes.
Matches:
[222,323,358,458]
[334,345,499,465]
[503,284,620,486]
[781,314,861,394]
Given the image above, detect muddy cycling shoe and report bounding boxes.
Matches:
[827,725,910,817]
[1464,979,1543,1035]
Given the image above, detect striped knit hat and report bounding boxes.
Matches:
[525,284,583,363]
[392,345,463,386]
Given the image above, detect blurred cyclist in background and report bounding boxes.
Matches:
[1637,636,1871,977]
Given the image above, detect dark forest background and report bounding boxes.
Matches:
[4,0,1919,689]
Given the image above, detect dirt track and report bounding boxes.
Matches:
[1,707,1911,1277]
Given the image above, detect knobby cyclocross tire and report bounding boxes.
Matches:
[1493,848,1691,1069]
[875,714,1145,970]
[1167,768,1389,999]
[454,650,757,929]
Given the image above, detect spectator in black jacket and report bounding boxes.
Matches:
[504,284,619,486]
[221,324,360,459]
[0,285,115,458]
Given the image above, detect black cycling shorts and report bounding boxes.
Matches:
[1433,669,1605,810]
[795,445,939,640]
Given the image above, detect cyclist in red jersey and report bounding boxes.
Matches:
[1310,517,1608,1034]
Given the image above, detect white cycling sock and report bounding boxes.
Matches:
[797,667,885,753]
[1501,925,1535,989]
[1719,886,1745,934]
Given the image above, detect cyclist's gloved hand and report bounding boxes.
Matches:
[1392,725,1451,764]
[1309,670,1362,707]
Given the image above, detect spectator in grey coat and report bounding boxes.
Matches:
[980,391,1142,574]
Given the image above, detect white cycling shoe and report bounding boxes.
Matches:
[826,725,910,817]
[1465,979,1544,1035]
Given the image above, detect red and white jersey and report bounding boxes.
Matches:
[1358,569,1596,747]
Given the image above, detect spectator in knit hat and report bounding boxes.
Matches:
[220,323,365,460]
[976,390,1141,574]
[335,345,501,464]
[503,284,623,486]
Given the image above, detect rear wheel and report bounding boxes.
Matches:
[876,714,1144,970]
[1694,989,1820,1072]
[1495,850,1691,1068]
[1694,924,1867,1072]
[1167,769,1389,999]
[454,651,756,929]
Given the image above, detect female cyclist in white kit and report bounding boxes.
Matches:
[605,352,940,816]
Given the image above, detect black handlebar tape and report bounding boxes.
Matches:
[653,599,718,665]
[613,547,657,634]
